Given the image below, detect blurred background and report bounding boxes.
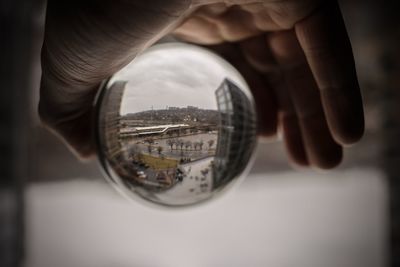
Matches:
[2,0,399,266]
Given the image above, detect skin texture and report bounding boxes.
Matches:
[39,0,364,169]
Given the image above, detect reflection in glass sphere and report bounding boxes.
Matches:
[96,43,257,207]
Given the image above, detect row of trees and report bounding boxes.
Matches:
[166,139,215,151]
[148,145,163,155]
[164,128,201,137]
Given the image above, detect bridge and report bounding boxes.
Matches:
[120,124,190,138]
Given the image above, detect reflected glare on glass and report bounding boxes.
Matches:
[96,43,257,207]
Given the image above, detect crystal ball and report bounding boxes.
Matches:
[96,43,257,207]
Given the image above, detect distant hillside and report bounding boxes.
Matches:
[123,107,219,125]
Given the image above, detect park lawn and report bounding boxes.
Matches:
[141,154,178,170]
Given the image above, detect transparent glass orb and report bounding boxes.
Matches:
[96,43,257,207]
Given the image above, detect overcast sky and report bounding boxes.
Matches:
[109,43,248,115]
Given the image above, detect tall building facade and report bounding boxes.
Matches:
[98,81,126,164]
[214,78,257,187]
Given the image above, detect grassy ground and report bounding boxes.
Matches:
[141,154,178,170]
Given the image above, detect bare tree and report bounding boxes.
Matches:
[193,142,199,150]
[199,140,204,151]
[208,139,215,149]
[166,139,174,151]
[157,146,163,155]
[185,141,192,151]
[145,137,154,145]
[178,139,185,151]
[172,138,178,149]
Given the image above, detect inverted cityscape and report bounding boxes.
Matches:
[98,78,256,206]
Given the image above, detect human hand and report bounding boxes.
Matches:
[39,0,364,169]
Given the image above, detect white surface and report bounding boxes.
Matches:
[25,169,387,267]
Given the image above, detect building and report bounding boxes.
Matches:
[98,81,126,163]
[186,105,199,110]
[120,124,189,138]
[213,78,257,187]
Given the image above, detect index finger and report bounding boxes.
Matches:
[295,1,364,145]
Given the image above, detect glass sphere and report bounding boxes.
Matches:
[96,43,257,207]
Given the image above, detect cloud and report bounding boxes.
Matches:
[109,44,248,114]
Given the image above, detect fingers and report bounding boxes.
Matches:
[208,41,312,167]
[175,5,262,44]
[173,16,225,44]
[295,1,364,145]
[40,0,191,157]
[268,30,342,169]
[38,80,98,158]
[273,79,310,167]
[207,42,278,138]
[238,36,309,166]
[280,113,309,167]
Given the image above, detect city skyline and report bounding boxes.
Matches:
[124,105,216,115]
[112,44,248,115]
